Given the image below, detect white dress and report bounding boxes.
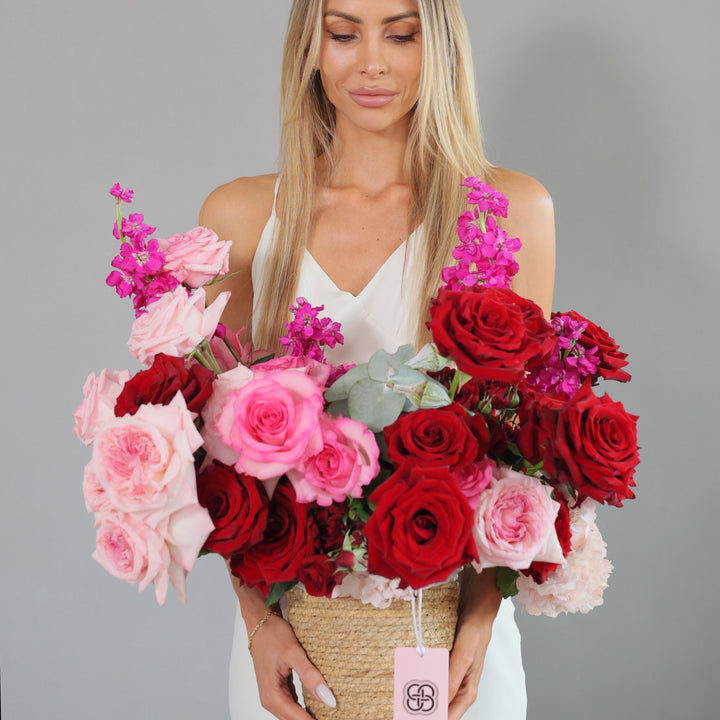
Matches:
[228,182,527,719]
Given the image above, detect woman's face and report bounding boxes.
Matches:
[318,0,422,135]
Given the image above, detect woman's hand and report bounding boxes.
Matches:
[448,568,502,720]
[248,611,336,720]
[231,577,335,720]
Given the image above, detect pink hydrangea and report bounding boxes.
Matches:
[128,286,229,366]
[216,369,324,480]
[516,499,613,617]
[472,466,563,571]
[331,571,413,609]
[157,226,231,288]
[73,368,131,445]
[287,414,379,506]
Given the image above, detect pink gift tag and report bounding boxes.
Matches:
[393,647,449,720]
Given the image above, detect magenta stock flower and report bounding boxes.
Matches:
[109,183,134,203]
[280,297,344,362]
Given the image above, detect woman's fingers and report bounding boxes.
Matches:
[288,643,337,708]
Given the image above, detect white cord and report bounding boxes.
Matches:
[410,589,426,657]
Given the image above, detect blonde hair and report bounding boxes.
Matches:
[253,0,494,351]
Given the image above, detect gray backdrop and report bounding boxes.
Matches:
[2,1,718,718]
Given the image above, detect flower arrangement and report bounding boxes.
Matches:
[74,180,638,617]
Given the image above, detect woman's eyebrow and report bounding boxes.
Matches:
[324,10,420,24]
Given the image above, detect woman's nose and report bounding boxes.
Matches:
[358,36,387,77]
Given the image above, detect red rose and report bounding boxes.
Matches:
[114,353,215,416]
[297,554,343,598]
[555,310,631,383]
[540,380,639,506]
[429,287,555,383]
[428,369,482,411]
[384,404,482,469]
[196,462,269,558]
[364,464,478,589]
[516,383,567,464]
[309,502,349,554]
[230,479,311,596]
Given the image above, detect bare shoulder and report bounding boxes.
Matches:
[199,173,278,265]
[491,168,556,317]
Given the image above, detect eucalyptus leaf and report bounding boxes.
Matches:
[326,398,351,419]
[388,364,426,386]
[367,345,416,380]
[419,378,453,408]
[348,378,406,432]
[324,364,369,401]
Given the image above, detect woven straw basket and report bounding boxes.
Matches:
[285,580,459,720]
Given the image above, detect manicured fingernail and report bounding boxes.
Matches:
[315,683,337,708]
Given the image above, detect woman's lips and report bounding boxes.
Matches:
[348,88,397,108]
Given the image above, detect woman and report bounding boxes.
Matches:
[201,1,555,718]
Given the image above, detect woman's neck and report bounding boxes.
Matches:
[321,116,411,195]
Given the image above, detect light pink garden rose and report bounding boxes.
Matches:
[200,364,254,466]
[516,499,613,617]
[82,465,111,513]
[217,370,324,480]
[472,466,563,571]
[157,226,231,288]
[252,355,332,388]
[92,511,172,604]
[89,394,203,518]
[73,368,131,445]
[128,286,229,366]
[287,414,379,506]
[455,457,495,510]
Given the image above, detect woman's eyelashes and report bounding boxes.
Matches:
[325,28,419,44]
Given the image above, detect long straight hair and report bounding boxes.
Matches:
[253,0,494,351]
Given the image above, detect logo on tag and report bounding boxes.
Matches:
[403,680,438,714]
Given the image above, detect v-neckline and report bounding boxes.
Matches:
[304,230,414,300]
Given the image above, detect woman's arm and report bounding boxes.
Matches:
[200,176,335,720]
[448,169,556,720]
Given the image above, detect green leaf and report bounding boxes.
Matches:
[265,581,297,607]
[406,343,451,372]
[367,345,417,381]
[251,353,275,366]
[348,378,407,432]
[495,567,520,598]
[325,398,350,418]
[324,364,369,401]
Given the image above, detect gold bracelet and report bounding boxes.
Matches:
[248,609,279,652]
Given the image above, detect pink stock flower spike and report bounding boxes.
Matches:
[109,183,134,203]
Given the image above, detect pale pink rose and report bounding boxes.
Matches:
[153,503,215,604]
[287,414,379,506]
[472,466,563,571]
[200,364,254,466]
[82,465,111,513]
[456,457,495,510]
[128,286,229,366]
[252,355,332,388]
[516,499,613,617]
[89,394,203,518]
[92,511,172,605]
[157,226,231,288]
[216,370,324,480]
[73,368,131,445]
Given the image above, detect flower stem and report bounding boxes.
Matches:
[448,369,461,401]
[199,339,223,374]
[223,335,242,363]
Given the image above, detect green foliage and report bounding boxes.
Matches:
[265,581,297,607]
[496,567,520,598]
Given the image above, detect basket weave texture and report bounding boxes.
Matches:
[286,581,459,720]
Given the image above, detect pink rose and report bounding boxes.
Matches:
[82,465,111,513]
[217,370,324,480]
[92,511,172,604]
[456,457,495,510]
[89,394,203,518]
[73,368,130,445]
[252,355,332,388]
[128,286,229,366]
[472,466,563,571]
[157,226,231,288]
[287,414,379,506]
[200,365,254,466]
